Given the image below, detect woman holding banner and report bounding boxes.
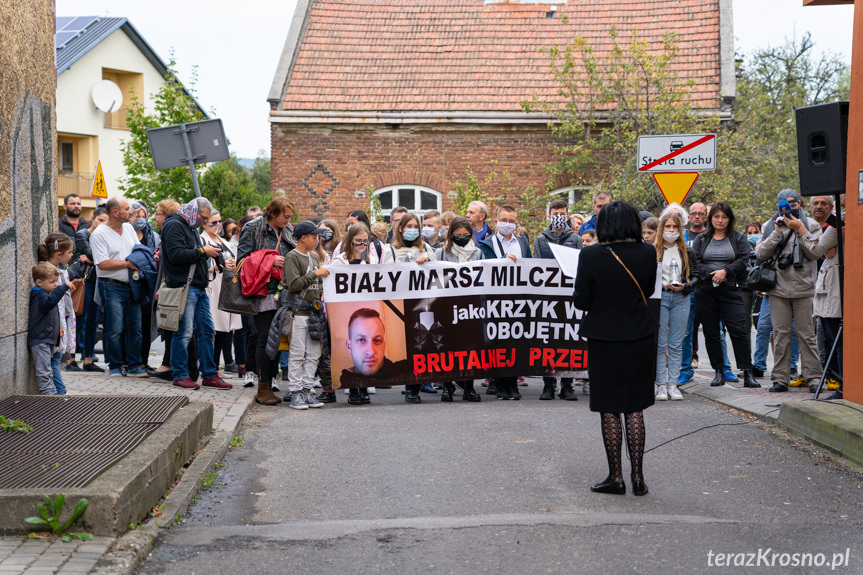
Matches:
[434,216,482,402]
[574,201,658,497]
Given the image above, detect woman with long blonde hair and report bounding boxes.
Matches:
[653,211,699,401]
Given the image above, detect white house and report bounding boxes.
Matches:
[55,16,204,216]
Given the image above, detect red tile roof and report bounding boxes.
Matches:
[278,0,722,114]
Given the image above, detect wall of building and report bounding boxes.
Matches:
[56,27,166,194]
[270,122,567,220]
[0,0,58,398]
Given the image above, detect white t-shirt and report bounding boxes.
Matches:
[91,222,139,281]
[491,233,523,259]
[661,245,682,286]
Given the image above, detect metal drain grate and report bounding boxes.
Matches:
[0,395,189,489]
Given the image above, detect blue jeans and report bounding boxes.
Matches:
[280,350,290,370]
[51,352,66,395]
[171,286,217,380]
[753,296,799,371]
[101,281,142,370]
[680,292,696,378]
[81,280,101,359]
[657,291,691,386]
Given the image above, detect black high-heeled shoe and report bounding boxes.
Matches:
[590,476,626,494]
[631,475,649,496]
[710,369,725,387]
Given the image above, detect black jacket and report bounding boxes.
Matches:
[160,213,209,289]
[58,215,89,240]
[692,230,750,285]
[574,242,659,342]
[533,225,582,258]
[69,228,96,283]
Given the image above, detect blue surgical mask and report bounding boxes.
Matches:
[132,218,147,232]
[403,229,420,242]
[748,234,760,245]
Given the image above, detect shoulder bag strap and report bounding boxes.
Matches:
[607,247,647,307]
[495,236,505,258]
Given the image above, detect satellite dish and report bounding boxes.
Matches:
[91,80,123,113]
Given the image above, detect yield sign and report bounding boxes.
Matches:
[652,172,699,205]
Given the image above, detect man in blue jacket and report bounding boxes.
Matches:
[478,204,532,400]
[577,191,612,234]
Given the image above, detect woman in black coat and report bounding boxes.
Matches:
[691,202,759,388]
[574,201,658,496]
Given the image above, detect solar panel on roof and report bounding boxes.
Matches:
[55,32,76,47]
[55,16,77,31]
[68,16,97,31]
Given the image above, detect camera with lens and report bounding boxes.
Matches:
[212,244,226,273]
[777,252,793,270]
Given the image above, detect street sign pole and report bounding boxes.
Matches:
[176,123,203,198]
[637,134,716,205]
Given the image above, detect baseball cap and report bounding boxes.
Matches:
[293,221,328,238]
[777,189,799,204]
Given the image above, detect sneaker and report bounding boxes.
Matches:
[83,362,105,373]
[677,372,693,385]
[202,375,232,389]
[368,387,376,394]
[481,379,490,387]
[108,368,123,377]
[583,383,590,396]
[121,367,128,377]
[826,378,841,391]
[517,376,528,387]
[65,361,82,372]
[287,391,309,410]
[655,385,668,401]
[724,370,739,382]
[420,383,437,394]
[223,362,238,374]
[691,358,698,368]
[271,379,281,392]
[303,390,323,408]
[789,375,806,387]
[243,372,258,388]
[173,377,201,390]
[126,367,149,378]
[668,386,684,401]
[218,371,234,380]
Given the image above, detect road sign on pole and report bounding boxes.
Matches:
[652,172,699,205]
[92,161,108,199]
[637,134,716,172]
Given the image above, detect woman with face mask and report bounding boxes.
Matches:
[130,201,160,252]
[381,213,437,265]
[433,216,483,403]
[653,212,699,401]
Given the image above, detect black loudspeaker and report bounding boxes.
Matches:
[795,101,849,196]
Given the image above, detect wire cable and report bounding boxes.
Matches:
[644,407,781,454]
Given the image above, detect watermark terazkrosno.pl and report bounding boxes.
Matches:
[707,548,851,570]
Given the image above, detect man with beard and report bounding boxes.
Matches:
[58,194,90,239]
[340,308,411,390]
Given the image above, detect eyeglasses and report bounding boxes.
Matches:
[690,211,707,217]
[352,240,369,247]
[206,221,222,227]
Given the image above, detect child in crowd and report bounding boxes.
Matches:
[283,222,331,410]
[642,216,659,244]
[28,262,75,395]
[38,234,77,394]
[581,229,597,247]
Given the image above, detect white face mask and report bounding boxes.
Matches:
[663,231,680,243]
[497,221,517,236]
[421,226,437,239]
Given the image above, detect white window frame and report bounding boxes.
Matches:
[373,184,442,222]
[548,186,590,216]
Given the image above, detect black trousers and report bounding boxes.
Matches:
[214,331,233,367]
[695,283,752,371]
[254,309,278,382]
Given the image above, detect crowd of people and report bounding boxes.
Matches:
[31,189,844,409]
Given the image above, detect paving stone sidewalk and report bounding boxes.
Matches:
[0,368,255,575]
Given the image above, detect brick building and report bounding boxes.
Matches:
[268,0,735,222]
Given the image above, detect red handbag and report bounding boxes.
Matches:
[240,249,282,297]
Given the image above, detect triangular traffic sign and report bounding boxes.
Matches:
[652,172,699,205]
[92,161,108,199]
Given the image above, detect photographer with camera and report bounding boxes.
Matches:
[755,190,823,393]
[202,210,241,381]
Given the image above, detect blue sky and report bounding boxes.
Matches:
[56,0,855,159]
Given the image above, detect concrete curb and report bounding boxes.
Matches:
[681,379,783,420]
[777,400,863,468]
[90,394,255,575]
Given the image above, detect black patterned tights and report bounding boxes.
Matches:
[600,411,646,482]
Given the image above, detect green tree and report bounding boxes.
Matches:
[199,155,272,221]
[119,57,206,207]
[524,28,848,224]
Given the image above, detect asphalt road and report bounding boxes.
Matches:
[137,383,862,575]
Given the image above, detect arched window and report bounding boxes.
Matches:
[373,185,442,222]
